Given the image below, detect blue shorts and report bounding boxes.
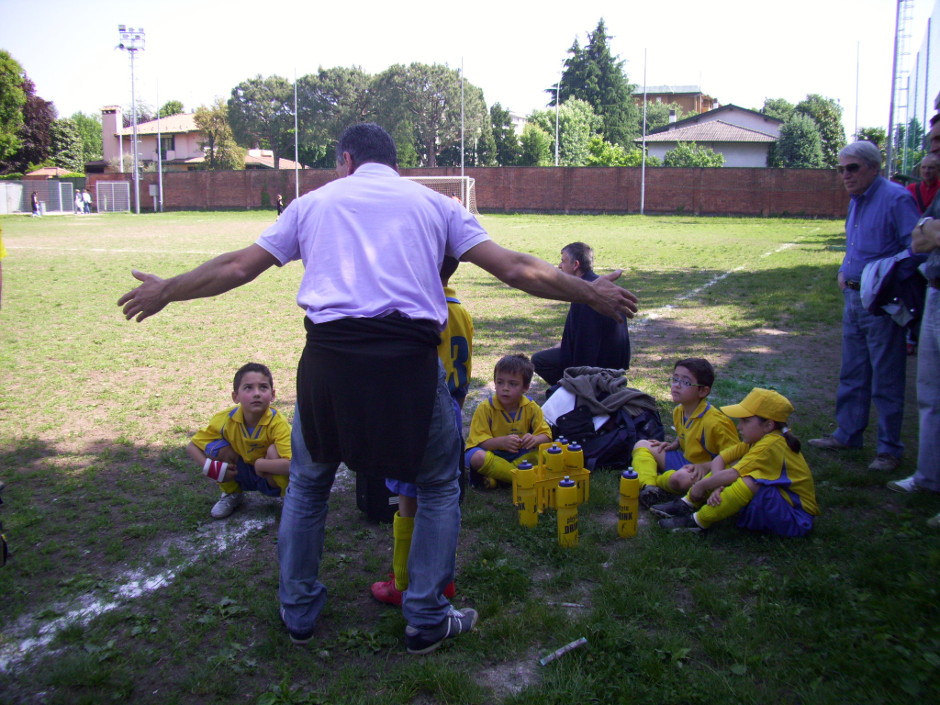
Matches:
[205,439,281,497]
[664,449,689,471]
[736,483,814,537]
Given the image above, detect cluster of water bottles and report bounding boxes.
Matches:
[510,438,639,547]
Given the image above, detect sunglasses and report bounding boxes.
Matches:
[837,163,862,174]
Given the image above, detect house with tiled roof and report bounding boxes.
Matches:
[94,106,305,173]
[638,104,783,167]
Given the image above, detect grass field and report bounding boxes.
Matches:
[1,210,938,705]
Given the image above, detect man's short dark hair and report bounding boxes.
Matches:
[562,242,594,273]
[674,357,715,389]
[495,354,534,387]
[336,123,397,168]
[234,362,274,392]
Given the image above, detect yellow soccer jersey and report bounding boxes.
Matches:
[720,433,818,516]
[191,405,292,463]
[440,286,473,401]
[673,399,739,464]
[466,395,552,449]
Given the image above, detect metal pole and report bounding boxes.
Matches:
[886,0,902,177]
[294,68,299,200]
[156,98,163,213]
[118,25,145,214]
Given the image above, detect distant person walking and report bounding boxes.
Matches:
[74,190,83,215]
[276,194,284,218]
[83,189,92,214]
[31,191,41,217]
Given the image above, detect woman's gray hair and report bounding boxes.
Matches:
[839,141,882,169]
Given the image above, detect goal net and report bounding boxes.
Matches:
[406,176,478,215]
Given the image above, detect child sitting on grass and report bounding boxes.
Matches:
[466,354,551,488]
[632,358,739,508]
[651,388,819,536]
[187,363,292,519]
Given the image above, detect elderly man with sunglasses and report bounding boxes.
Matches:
[809,141,920,472]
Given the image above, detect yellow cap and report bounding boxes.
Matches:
[720,388,793,423]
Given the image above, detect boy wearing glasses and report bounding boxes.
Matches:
[632,358,739,508]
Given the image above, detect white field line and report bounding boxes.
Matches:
[0,469,356,675]
[7,246,223,255]
[633,241,799,326]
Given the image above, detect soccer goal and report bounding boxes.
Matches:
[406,176,478,215]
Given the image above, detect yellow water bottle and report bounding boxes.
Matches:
[556,476,579,547]
[618,468,639,538]
[546,445,565,474]
[514,460,538,527]
[564,442,584,472]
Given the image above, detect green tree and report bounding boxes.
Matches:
[391,120,420,168]
[585,137,659,166]
[795,94,845,167]
[228,74,294,169]
[194,98,244,170]
[518,123,553,166]
[662,141,724,167]
[856,126,886,147]
[490,103,519,166]
[49,118,84,172]
[159,100,185,117]
[529,98,602,166]
[296,66,372,167]
[0,50,26,165]
[369,63,489,167]
[551,18,638,146]
[6,75,56,174]
[772,113,824,168]
[639,101,686,134]
[70,111,102,161]
[761,97,796,122]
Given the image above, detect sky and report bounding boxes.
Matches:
[0,0,936,137]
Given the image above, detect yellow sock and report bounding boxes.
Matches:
[219,480,240,494]
[632,447,659,487]
[695,478,754,528]
[273,475,289,496]
[392,512,414,592]
[480,451,517,484]
[656,470,677,493]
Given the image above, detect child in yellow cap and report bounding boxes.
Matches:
[651,388,819,536]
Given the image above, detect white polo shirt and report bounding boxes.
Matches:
[256,163,489,327]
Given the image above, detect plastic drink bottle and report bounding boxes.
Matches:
[515,461,538,527]
[556,476,579,547]
[546,445,565,474]
[564,442,584,472]
[618,468,639,538]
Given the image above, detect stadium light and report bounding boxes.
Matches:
[117,25,145,215]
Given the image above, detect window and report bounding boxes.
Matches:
[160,135,175,159]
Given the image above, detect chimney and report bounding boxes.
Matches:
[101,106,123,169]
[669,110,677,124]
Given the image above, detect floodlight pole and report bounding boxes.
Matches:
[118,25,145,214]
[555,74,561,167]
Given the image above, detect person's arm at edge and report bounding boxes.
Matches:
[461,240,638,321]
[117,244,279,322]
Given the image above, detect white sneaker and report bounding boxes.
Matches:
[211,492,244,519]
[886,475,922,493]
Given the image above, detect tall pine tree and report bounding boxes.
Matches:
[549,19,638,147]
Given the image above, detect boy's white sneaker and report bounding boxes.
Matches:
[211,492,244,519]
[886,475,923,493]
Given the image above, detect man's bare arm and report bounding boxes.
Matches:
[460,240,638,321]
[912,218,940,254]
[117,244,279,322]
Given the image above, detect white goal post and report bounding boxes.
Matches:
[405,176,478,215]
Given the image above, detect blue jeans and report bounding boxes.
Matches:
[278,365,462,634]
[914,288,940,491]
[833,289,906,457]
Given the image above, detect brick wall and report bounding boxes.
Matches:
[89,166,849,218]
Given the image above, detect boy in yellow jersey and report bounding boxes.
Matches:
[653,388,819,536]
[632,358,739,509]
[466,354,552,487]
[372,257,471,605]
[187,363,292,519]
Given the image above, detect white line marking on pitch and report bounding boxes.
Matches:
[0,517,273,674]
[633,241,799,326]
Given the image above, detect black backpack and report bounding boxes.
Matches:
[553,403,665,471]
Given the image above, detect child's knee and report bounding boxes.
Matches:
[668,469,693,493]
[468,449,486,470]
[633,439,653,451]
